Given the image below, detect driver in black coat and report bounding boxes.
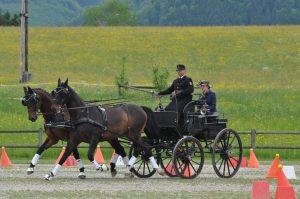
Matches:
[158,64,194,123]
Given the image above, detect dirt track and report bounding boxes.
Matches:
[0,163,299,199]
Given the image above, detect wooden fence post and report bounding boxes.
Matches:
[38,128,43,146]
[251,129,256,151]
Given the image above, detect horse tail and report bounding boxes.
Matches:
[141,106,160,139]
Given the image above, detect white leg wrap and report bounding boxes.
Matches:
[52,164,61,176]
[31,154,40,166]
[149,156,159,169]
[122,156,129,165]
[92,160,101,170]
[127,156,137,167]
[111,153,119,164]
[77,159,84,169]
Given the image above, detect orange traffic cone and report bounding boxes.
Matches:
[55,147,66,165]
[109,151,116,163]
[275,165,297,199]
[0,146,13,167]
[94,145,105,164]
[249,148,260,168]
[251,181,271,199]
[276,165,291,187]
[266,154,280,179]
[183,164,195,177]
[55,147,77,166]
[165,162,177,176]
[63,155,77,167]
[230,157,248,167]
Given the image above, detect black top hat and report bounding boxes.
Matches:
[176,64,186,71]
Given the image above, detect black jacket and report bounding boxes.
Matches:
[159,76,194,100]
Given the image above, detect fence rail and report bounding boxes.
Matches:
[0,128,299,150]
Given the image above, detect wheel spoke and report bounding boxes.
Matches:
[142,161,145,175]
[146,161,151,174]
[226,160,231,176]
[188,161,197,173]
[218,158,224,171]
[222,157,226,176]
[136,160,143,172]
[190,159,201,166]
[228,157,236,169]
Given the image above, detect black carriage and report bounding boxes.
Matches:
[129,98,243,179]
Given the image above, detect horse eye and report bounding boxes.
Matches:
[21,99,26,106]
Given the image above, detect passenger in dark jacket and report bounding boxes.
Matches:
[197,80,216,115]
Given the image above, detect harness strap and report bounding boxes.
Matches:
[44,121,72,129]
[70,117,107,131]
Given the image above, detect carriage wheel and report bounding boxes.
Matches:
[159,145,178,177]
[172,136,204,179]
[211,128,243,178]
[128,145,158,178]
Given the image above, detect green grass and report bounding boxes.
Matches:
[0,26,299,159]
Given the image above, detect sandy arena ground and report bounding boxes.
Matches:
[0,163,299,199]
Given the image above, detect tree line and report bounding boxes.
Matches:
[0,9,20,26]
[84,0,300,26]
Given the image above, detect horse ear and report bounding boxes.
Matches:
[58,78,61,86]
[23,86,28,94]
[65,78,68,86]
[27,86,33,94]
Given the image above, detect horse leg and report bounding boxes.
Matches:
[108,139,129,177]
[72,147,86,179]
[130,138,164,176]
[27,137,58,175]
[44,138,79,180]
[88,136,107,172]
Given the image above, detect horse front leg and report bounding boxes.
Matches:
[44,138,78,181]
[108,139,129,177]
[27,137,58,175]
[88,136,108,172]
[72,147,86,179]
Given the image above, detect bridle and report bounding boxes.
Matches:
[22,92,41,112]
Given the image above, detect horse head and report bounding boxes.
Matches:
[51,78,71,106]
[22,86,41,122]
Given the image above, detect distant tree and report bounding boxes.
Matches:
[0,9,20,26]
[83,0,137,26]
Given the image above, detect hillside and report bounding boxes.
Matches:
[1,0,300,26]
[0,0,101,26]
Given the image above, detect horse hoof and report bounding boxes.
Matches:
[124,172,134,178]
[96,164,109,172]
[111,170,117,178]
[44,172,54,181]
[78,172,86,179]
[156,168,165,176]
[27,167,34,175]
[102,164,109,171]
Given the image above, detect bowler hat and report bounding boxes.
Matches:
[197,80,210,88]
[176,64,186,71]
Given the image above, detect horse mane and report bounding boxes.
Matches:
[66,85,86,106]
[32,88,52,101]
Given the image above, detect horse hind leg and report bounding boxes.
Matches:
[129,138,165,176]
[72,148,86,179]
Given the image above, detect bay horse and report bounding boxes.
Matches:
[47,78,163,180]
[22,87,105,179]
